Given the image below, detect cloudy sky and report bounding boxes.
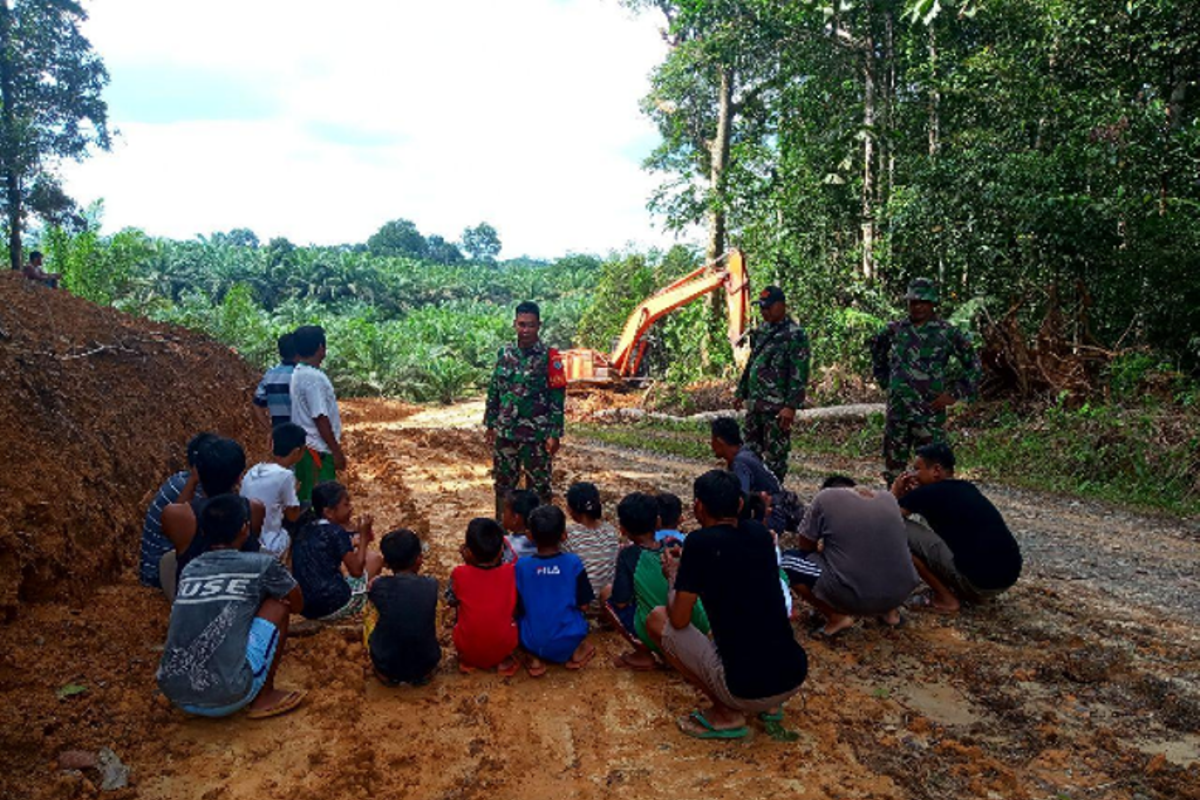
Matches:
[59,0,691,258]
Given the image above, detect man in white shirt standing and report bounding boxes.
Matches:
[290,325,345,502]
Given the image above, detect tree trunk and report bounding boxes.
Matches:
[861,27,877,281]
[706,64,734,264]
[927,25,940,157]
[0,0,20,271]
[701,64,736,367]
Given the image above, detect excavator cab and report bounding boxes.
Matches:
[562,249,752,386]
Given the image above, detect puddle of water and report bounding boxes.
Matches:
[896,682,980,727]
[1136,734,1200,767]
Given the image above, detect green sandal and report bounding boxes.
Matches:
[678,710,750,740]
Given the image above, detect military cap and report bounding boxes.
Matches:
[905,278,939,303]
[756,285,786,308]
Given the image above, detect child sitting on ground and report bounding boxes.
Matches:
[156,494,305,719]
[654,492,685,543]
[606,492,709,670]
[562,482,619,602]
[291,481,383,621]
[240,422,305,561]
[364,529,441,686]
[446,518,519,675]
[514,505,596,676]
[501,489,540,562]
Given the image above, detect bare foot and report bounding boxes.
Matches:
[820,612,855,636]
[613,650,657,671]
[907,594,959,614]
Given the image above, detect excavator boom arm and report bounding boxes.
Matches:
[610,250,750,376]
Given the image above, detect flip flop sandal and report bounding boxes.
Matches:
[246,689,305,720]
[497,659,520,677]
[565,643,597,670]
[757,710,785,723]
[678,710,749,740]
[525,659,548,678]
[458,661,477,675]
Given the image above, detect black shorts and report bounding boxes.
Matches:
[780,550,822,588]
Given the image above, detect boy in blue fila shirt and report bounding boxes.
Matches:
[514,505,596,676]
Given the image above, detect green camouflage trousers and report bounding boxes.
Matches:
[493,437,553,519]
[883,409,946,474]
[745,409,792,482]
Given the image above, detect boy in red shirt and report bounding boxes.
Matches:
[446,518,519,675]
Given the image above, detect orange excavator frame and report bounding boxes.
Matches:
[562,249,752,385]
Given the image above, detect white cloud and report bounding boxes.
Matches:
[60,0,700,257]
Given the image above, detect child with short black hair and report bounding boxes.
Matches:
[655,492,685,543]
[514,505,595,676]
[292,481,383,621]
[501,489,540,561]
[446,518,519,675]
[240,422,306,561]
[607,492,709,671]
[563,482,619,601]
[157,494,305,719]
[364,529,441,686]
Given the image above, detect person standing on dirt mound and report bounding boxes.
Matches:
[870,278,981,487]
[253,332,298,430]
[291,325,346,503]
[736,285,811,482]
[484,301,566,520]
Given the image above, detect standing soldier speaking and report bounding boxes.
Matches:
[736,285,811,482]
[870,278,981,486]
[484,301,566,520]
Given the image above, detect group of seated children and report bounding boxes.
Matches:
[150,416,1019,734]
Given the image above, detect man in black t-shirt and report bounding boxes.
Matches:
[893,443,1022,613]
[645,469,808,740]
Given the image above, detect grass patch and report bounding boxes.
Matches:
[573,403,1200,518]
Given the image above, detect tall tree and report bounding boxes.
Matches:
[367,218,427,259]
[460,222,501,262]
[0,0,109,270]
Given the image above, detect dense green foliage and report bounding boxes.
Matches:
[576,398,1200,515]
[43,222,597,403]
[631,0,1200,374]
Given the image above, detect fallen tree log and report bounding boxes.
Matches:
[591,403,885,424]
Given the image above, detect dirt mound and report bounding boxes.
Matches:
[0,273,264,615]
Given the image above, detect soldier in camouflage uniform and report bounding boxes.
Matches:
[869,278,981,485]
[736,285,811,482]
[484,301,566,520]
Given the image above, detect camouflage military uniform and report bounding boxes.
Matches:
[736,319,811,481]
[869,318,980,476]
[484,341,565,518]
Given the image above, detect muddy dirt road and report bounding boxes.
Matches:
[2,398,1197,800]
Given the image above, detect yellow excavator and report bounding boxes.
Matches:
[561,249,753,385]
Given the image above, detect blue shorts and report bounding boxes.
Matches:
[180,618,279,717]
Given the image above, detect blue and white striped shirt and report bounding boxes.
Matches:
[253,363,295,428]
